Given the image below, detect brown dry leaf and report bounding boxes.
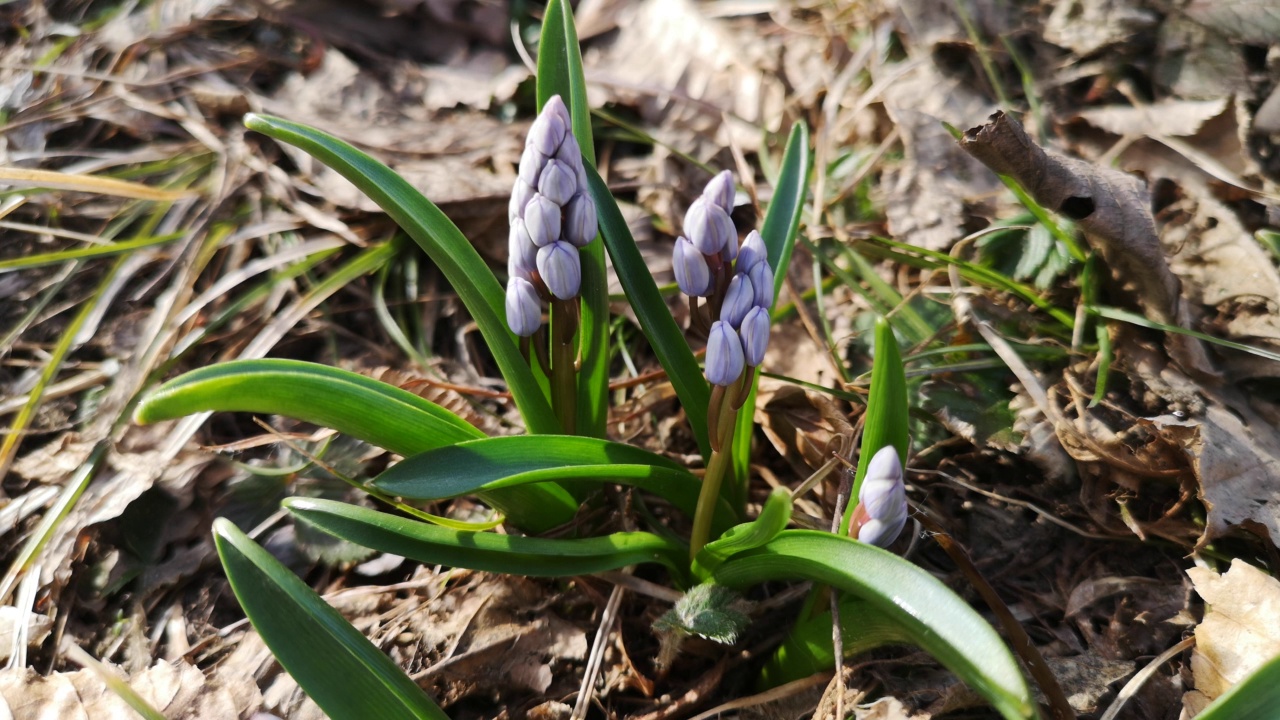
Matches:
[856,696,931,719]
[1044,0,1157,55]
[1183,559,1280,715]
[1074,98,1230,138]
[1184,0,1280,44]
[0,607,51,663]
[0,661,259,719]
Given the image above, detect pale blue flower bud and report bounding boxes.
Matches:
[736,230,767,273]
[563,192,597,248]
[705,320,744,386]
[703,170,735,211]
[748,261,774,308]
[720,274,754,328]
[721,233,739,263]
[506,277,542,337]
[518,144,543,188]
[510,179,535,222]
[537,241,581,300]
[739,306,770,366]
[555,138,584,176]
[538,158,577,206]
[524,193,561,248]
[673,237,711,296]
[509,217,537,278]
[855,446,908,548]
[684,198,736,255]
[527,98,569,157]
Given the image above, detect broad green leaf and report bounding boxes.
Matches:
[731,121,810,511]
[840,318,909,535]
[285,498,689,581]
[243,113,559,435]
[587,163,711,458]
[759,597,916,688]
[692,487,791,581]
[1195,653,1280,720]
[134,359,576,532]
[710,530,1036,719]
[213,518,448,720]
[536,0,607,438]
[374,435,735,534]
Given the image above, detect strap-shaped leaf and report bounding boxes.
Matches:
[374,435,735,534]
[243,113,559,435]
[692,487,791,581]
[759,596,913,688]
[213,518,448,720]
[840,317,909,535]
[710,530,1036,719]
[285,498,689,581]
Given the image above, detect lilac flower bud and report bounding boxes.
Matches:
[684,198,736,255]
[505,277,542,337]
[564,192,597,247]
[703,170,735,211]
[673,237,711,296]
[736,230,767,274]
[509,217,537,278]
[855,446,909,548]
[739,306,770,366]
[555,138,584,177]
[536,241,581,300]
[518,144,544,188]
[720,274,755,328]
[524,193,561,248]
[720,233,739,263]
[527,99,569,157]
[748,261,774,308]
[538,158,577,206]
[511,179,536,223]
[705,320,745,386]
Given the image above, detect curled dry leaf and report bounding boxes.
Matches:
[959,111,1217,379]
[1184,559,1280,716]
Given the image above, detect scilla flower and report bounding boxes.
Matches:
[851,446,909,548]
[705,320,745,387]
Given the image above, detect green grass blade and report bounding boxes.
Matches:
[243,113,558,434]
[710,530,1037,719]
[1195,653,1280,720]
[213,519,448,720]
[839,317,909,535]
[373,435,735,533]
[1089,304,1280,363]
[284,497,689,581]
[731,121,811,509]
[536,0,607,438]
[586,163,711,457]
[0,231,185,272]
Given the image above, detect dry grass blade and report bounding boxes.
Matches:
[0,167,199,201]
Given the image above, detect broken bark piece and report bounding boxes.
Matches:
[959,111,1218,379]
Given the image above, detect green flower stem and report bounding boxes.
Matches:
[691,384,739,558]
[551,298,579,435]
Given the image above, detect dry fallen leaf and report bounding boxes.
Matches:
[1074,98,1230,138]
[1183,559,1280,716]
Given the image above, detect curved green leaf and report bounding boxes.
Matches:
[692,487,791,581]
[285,497,689,581]
[759,596,915,688]
[135,359,577,532]
[587,162,711,458]
[213,518,448,720]
[243,113,559,435]
[1196,653,1280,720]
[374,435,735,534]
[731,121,810,511]
[710,530,1036,719]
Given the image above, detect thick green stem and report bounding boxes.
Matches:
[550,298,578,434]
[691,387,737,558]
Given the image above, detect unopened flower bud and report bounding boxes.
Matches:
[537,241,581,300]
[505,277,542,337]
[685,198,736,255]
[705,320,744,386]
[673,237,711,296]
[538,158,577,206]
[721,274,755,328]
[739,306,770,366]
[854,446,908,548]
[509,217,537,278]
[518,144,543,188]
[527,99,569,157]
[721,234,739,263]
[510,179,535,222]
[524,193,561,248]
[736,230,767,274]
[563,192,597,247]
[748,261,774,308]
[703,170,735,212]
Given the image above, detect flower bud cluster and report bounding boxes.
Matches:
[505,96,597,337]
[851,446,909,548]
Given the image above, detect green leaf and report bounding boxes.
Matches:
[284,497,690,582]
[374,435,735,534]
[213,518,448,720]
[710,530,1036,719]
[758,596,918,687]
[535,0,607,438]
[1196,653,1280,720]
[731,121,810,511]
[692,487,791,581]
[134,360,575,532]
[243,113,558,435]
[587,162,712,458]
[1088,304,1280,364]
[840,318,909,535]
[653,584,749,644]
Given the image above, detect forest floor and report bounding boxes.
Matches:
[1,0,1279,718]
